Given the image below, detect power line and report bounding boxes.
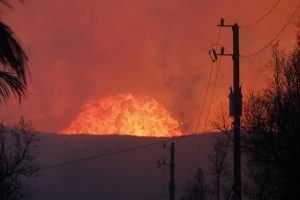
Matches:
[203,57,222,131]
[178,27,222,178]
[37,128,220,172]
[219,68,230,87]
[179,27,222,182]
[188,57,223,178]
[242,1,300,58]
[241,0,281,28]
[186,28,224,179]
[193,62,214,132]
[142,125,233,200]
[194,27,222,132]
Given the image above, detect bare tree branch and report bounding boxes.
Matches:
[0,118,39,200]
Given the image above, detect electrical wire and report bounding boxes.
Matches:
[219,69,230,87]
[62,2,292,198]
[242,1,300,58]
[178,27,222,183]
[36,128,221,172]
[184,27,224,181]
[194,27,222,132]
[148,5,300,199]
[188,57,223,177]
[203,57,222,132]
[241,0,281,28]
[142,123,233,200]
[193,62,215,132]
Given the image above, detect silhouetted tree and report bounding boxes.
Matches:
[181,167,208,200]
[242,34,300,199]
[208,104,234,200]
[0,0,27,104]
[208,135,232,200]
[0,118,39,200]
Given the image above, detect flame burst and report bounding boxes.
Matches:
[60,94,182,137]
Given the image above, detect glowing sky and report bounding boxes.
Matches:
[0,0,299,133]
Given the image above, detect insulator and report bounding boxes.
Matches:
[220,18,224,26]
[221,47,225,55]
[209,49,218,62]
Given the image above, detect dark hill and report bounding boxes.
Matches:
[28,132,221,200]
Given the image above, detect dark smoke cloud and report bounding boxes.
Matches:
[0,0,298,133]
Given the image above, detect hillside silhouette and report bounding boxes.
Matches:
[28,132,220,200]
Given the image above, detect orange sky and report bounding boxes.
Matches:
[0,0,299,134]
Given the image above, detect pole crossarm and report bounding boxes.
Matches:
[212,18,242,200]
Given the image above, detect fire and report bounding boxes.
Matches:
[60,94,182,137]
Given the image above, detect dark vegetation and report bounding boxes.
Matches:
[242,37,300,199]
[182,32,300,200]
[2,0,300,199]
[181,134,233,200]
[1,1,38,200]
[0,0,27,104]
[0,118,39,200]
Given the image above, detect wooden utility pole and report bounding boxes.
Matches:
[169,142,175,200]
[216,19,242,200]
[156,142,175,200]
[232,23,242,200]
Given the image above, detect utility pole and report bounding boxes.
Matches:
[169,142,175,200]
[232,22,242,200]
[212,18,242,200]
[156,142,175,200]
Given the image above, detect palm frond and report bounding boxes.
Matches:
[0,0,12,7]
[0,21,28,84]
[0,0,24,7]
[0,71,26,104]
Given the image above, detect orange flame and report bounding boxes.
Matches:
[60,94,182,137]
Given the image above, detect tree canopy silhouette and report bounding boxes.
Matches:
[242,35,300,199]
[0,118,39,200]
[0,0,27,104]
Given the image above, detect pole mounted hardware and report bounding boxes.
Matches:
[209,49,218,62]
[210,18,242,200]
[156,142,175,200]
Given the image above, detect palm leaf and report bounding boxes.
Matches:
[0,0,24,8]
[0,71,26,104]
[0,21,28,84]
[0,0,10,7]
